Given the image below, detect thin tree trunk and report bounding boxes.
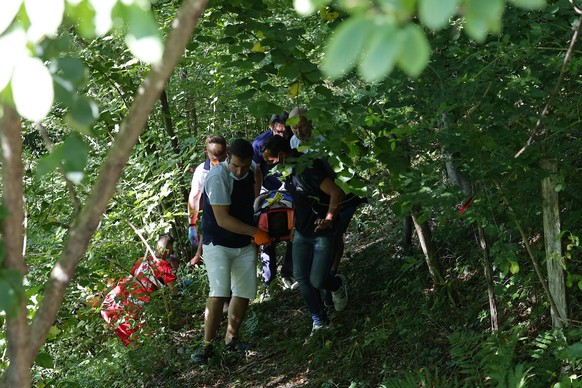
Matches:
[2,0,209,384]
[541,159,567,328]
[1,105,31,387]
[160,89,180,155]
[477,225,499,332]
[411,206,444,284]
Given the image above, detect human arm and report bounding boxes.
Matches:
[190,244,203,265]
[314,177,345,232]
[188,165,205,223]
[254,163,263,197]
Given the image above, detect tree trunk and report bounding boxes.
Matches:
[2,0,209,385]
[411,207,444,284]
[541,159,567,328]
[1,105,31,387]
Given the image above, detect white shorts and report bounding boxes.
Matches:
[203,243,257,299]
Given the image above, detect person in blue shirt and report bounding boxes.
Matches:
[252,113,297,299]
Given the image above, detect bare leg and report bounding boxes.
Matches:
[204,296,228,343]
[225,296,250,344]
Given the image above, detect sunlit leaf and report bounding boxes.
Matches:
[289,82,301,97]
[24,0,64,42]
[251,41,265,52]
[509,260,520,274]
[359,24,402,83]
[125,4,163,64]
[509,0,546,10]
[0,0,22,36]
[0,25,27,93]
[396,24,430,78]
[418,0,459,31]
[12,56,54,122]
[322,15,374,79]
[88,0,117,36]
[294,0,330,16]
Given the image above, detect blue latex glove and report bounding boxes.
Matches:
[188,225,199,246]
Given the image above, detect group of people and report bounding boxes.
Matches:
[99,108,363,363]
[187,108,363,364]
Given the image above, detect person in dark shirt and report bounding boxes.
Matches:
[261,135,348,336]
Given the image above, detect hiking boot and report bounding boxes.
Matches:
[331,274,348,312]
[192,342,213,365]
[282,277,299,290]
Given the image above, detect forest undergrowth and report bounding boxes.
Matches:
[37,209,582,387]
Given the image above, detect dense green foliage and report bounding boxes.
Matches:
[2,0,582,385]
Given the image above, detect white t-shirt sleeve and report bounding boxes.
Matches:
[204,165,232,205]
[190,162,206,202]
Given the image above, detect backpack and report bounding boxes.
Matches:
[255,191,294,241]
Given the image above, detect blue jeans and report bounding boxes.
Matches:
[292,230,337,325]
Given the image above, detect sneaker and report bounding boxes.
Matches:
[192,342,213,365]
[225,338,252,353]
[259,287,272,302]
[310,320,332,337]
[282,277,299,290]
[331,274,348,311]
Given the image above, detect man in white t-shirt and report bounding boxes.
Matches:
[188,135,228,265]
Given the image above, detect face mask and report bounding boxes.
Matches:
[229,171,249,181]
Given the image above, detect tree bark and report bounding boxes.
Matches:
[541,159,567,328]
[2,0,209,385]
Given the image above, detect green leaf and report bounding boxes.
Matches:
[88,0,117,36]
[509,0,546,10]
[24,0,64,42]
[0,269,24,317]
[12,56,54,122]
[509,260,520,274]
[396,24,430,78]
[124,4,163,64]
[418,0,459,31]
[54,57,86,84]
[322,15,374,79]
[464,0,504,42]
[35,352,54,369]
[359,24,402,83]
[65,95,99,132]
[0,0,22,36]
[61,133,88,182]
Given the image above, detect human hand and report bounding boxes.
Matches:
[253,229,271,245]
[188,225,199,246]
[314,218,333,233]
[189,254,202,266]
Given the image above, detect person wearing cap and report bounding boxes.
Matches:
[252,112,298,299]
[188,135,228,265]
[192,139,269,365]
